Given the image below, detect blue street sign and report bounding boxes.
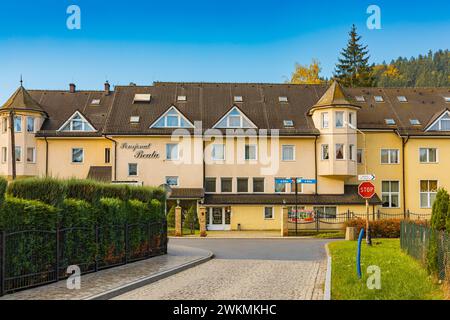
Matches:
[298,179,317,184]
[275,179,292,184]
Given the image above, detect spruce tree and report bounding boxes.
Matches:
[334,24,374,87]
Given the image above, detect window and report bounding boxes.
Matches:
[2,118,7,133]
[177,95,187,102]
[133,94,151,103]
[72,148,83,163]
[128,163,137,176]
[282,145,295,161]
[428,112,450,131]
[397,96,407,102]
[233,96,243,102]
[1,147,6,163]
[410,119,421,125]
[26,147,36,163]
[264,207,274,219]
[14,146,21,162]
[274,178,287,193]
[228,115,241,127]
[335,111,344,128]
[214,107,256,129]
[381,149,399,164]
[130,116,140,123]
[385,119,396,125]
[314,206,337,218]
[60,113,95,132]
[349,112,355,127]
[253,178,264,193]
[283,120,294,127]
[278,96,288,103]
[26,117,35,133]
[245,144,257,160]
[355,96,365,102]
[14,116,22,132]
[212,144,225,161]
[382,181,400,208]
[374,96,384,102]
[237,178,248,193]
[151,107,193,128]
[321,144,329,160]
[105,148,111,163]
[357,149,363,164]
[349,144,355,161]
[166,143,179,160]
[419,148,437,163]
[321,113,329,129]
[205,178,216,193]
[335,144,344,160]
[445,97,450,103]
[91,99,101,105]
[221,178,232,193]
[166,176,179,186]
[420,180,438,208]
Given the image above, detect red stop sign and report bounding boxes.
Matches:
[358,182,375,199]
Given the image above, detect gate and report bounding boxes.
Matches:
[288,209,355,236]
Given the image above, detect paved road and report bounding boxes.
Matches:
[116,238,330,300]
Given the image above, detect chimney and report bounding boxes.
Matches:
[69,83,76,93]
[104,81,111,95]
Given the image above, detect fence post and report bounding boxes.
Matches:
[94,224,99,272]
[377,209,380,220]
[316,214,320,233]
[0,230,5,297]
[124,223,129,264]
[55,224,60,282]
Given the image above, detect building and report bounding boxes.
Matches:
[1,81,449,231]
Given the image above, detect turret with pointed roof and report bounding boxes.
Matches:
[1,85,47,116]
[308,80,360,115]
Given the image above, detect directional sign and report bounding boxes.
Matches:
[358,182,375,199]
[298,179,317,184]
[275,179,292,184]
[358,174,376,181]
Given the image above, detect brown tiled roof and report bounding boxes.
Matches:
[87,166,112,182]
[309,80,361,114]
[204,185,381,205]
[169,188,205,199]
[0,86,47,114]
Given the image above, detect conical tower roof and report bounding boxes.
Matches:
[309,80,360,114]
[1,86,46,114]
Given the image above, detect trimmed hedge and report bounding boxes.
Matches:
[345,218,428,238]
[0,176,7,205]
[6,177,66,207]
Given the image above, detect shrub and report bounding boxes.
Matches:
[149,199,163,220]
[167,205,176,228]
[431,188,449,231]
[183,205,199,230]
[0,176,7,204]
[6,177,66,207]
[65,179,102,204]
[344,218,402,238]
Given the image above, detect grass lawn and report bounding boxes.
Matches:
[328,239,444,300]
[168,227,200,236]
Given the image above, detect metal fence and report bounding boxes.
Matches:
[0,220,167,296]
[288,210,432,235]
[400,221,450,281]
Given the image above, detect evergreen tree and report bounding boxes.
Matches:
[334,24,374,87]
[167,205,176,228]
[430,188,449,231]
[183,205,199,231]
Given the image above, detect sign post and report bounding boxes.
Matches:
[358,181,375,246]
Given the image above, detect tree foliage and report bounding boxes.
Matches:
[430,188,449,231]
[289,59,326,84]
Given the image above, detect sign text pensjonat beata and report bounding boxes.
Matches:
[120,143,160,159]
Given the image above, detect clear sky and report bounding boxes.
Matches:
[0,0,449,102]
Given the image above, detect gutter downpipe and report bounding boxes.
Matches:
[396,130,409,218]
[314,135,318,194]
[104,135,118,181]
[44,137,49,176]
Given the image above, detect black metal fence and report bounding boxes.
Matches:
[400,221,450,281]
[288,210,431,235]
[0,220,167,296]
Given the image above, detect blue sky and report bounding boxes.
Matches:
[0,0,449,102]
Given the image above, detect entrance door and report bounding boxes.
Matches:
[207,207,231,231]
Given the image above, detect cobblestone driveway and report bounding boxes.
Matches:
[116,239,328,300]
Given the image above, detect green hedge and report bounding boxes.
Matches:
[6,177,66,207]
[0,176,7,205]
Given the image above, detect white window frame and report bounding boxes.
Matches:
[281,145,295,161]
[211,144,225,161]
[71,148,84,164]
[14,116,22,132]
[274,178,287,193]
[2,118,7,133]
[420,180,438,209]
[381,181,400,208]
[26,116,35,133]
[1,147,6,163]
[14,146,21,162]
[349,112,356,127]
[166,143,179,161]
[419,148,438,164]
[335,111,344,128]
[374,96,384,103]
[244,144,257,161]
[252,177,265,193]
[380,149,400,164]
[357,149,363,164]
[149,106,194,128]
[58,111,96,132]
[425,111,450,132]
[321,112,329,129]
[128,163,138,176]
[349,144,355,161]
[263,206,274,220]
[335,143,345,160]
[166,176,179,187]
[212,106,257,129]
[237,177,249,193]
[26,147,36,163]
[321,144,329,160]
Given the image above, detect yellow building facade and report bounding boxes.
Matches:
[1,81,449,231]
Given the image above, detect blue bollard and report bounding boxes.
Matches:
[357,228,365,279]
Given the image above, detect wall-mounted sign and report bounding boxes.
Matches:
[120,143,160,159]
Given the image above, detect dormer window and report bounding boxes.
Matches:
[91,99,101,105]
[133,94,151,103]
[385,119,396,125]
[397,96,408,102]
[427,111,450,131]
[444,97,450,103]
[58,111,96,132]
[283,120,294,127]
[374,96,384,103]
[234,96,243,102]
[177,95,187,102]
[213,107,257,129]
[355,96,365,102]
[130,116,140,123]
[150,106,194,128]
[410,119,421,125]
[279,96,288,103]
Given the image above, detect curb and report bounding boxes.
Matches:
[324,243,332,300]
[169,236,321,240]
[85,250,214,300]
